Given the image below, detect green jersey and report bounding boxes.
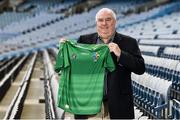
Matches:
[54,40,115,115]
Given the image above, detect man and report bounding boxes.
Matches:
[61,8,145,119]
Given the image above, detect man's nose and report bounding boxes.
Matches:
[102,20,107,25]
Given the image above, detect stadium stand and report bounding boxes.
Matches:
[132,73,172,119]
[139,45,161,56]
[161,47,180,60]
[0,0,180,119]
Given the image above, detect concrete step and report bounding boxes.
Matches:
[0,85,18,106]
[20,64,45,119]
[13,71,26,83]
[0,111,6,119]
[25,79,44,99]
[31,69,43,79]
[20,104,45,119]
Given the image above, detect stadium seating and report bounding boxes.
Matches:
[132,73,172,119]
[170,99,180,119]
[139,45,161,56]
[161,47,180,60]
[0,0,180,119]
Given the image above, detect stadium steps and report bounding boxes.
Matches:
[0,85,19,118]
[0,55,32,119]
[20,53,45,119]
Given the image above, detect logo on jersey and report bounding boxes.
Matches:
[92,52,99,62]
[71,53,77,59]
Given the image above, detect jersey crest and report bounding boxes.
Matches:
[92,52,100,62]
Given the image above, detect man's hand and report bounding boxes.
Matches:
[59,38,67,44]
[108,42,121,58]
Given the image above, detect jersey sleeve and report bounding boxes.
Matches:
[104,48,115,72]
[54,42,70,73]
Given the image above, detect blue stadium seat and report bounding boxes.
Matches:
[132,73,172,119]
[170,99,180,119]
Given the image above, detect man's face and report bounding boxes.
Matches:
[96,11,116,40]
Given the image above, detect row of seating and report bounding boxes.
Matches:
[139,45,160,56]
[139,45,180,60]
[132,73,172,119]
[170,99,180,119]
[48,0,81,13]
[0,0,150,59]
[143,55,179,73]
[161,47,180,60]
[119,10,180,38]
[143,55,180,99]
[139,39,180,47]
[0,0,70,29]
[2,12,64,34]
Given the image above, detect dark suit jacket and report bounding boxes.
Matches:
[78,32,145,119]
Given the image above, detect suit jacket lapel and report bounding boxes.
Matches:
[91,33,98,44]
[110,32,122,64]
[113,32,122,44]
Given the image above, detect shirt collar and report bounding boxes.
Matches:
[97,32,116,44]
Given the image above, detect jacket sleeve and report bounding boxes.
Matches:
[118,39,145,75]
[77,36,82,43]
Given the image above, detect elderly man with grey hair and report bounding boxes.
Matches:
[60,8,145,119]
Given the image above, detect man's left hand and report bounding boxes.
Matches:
[108,42,121,58]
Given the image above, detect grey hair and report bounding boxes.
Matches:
[95,8,116,22]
